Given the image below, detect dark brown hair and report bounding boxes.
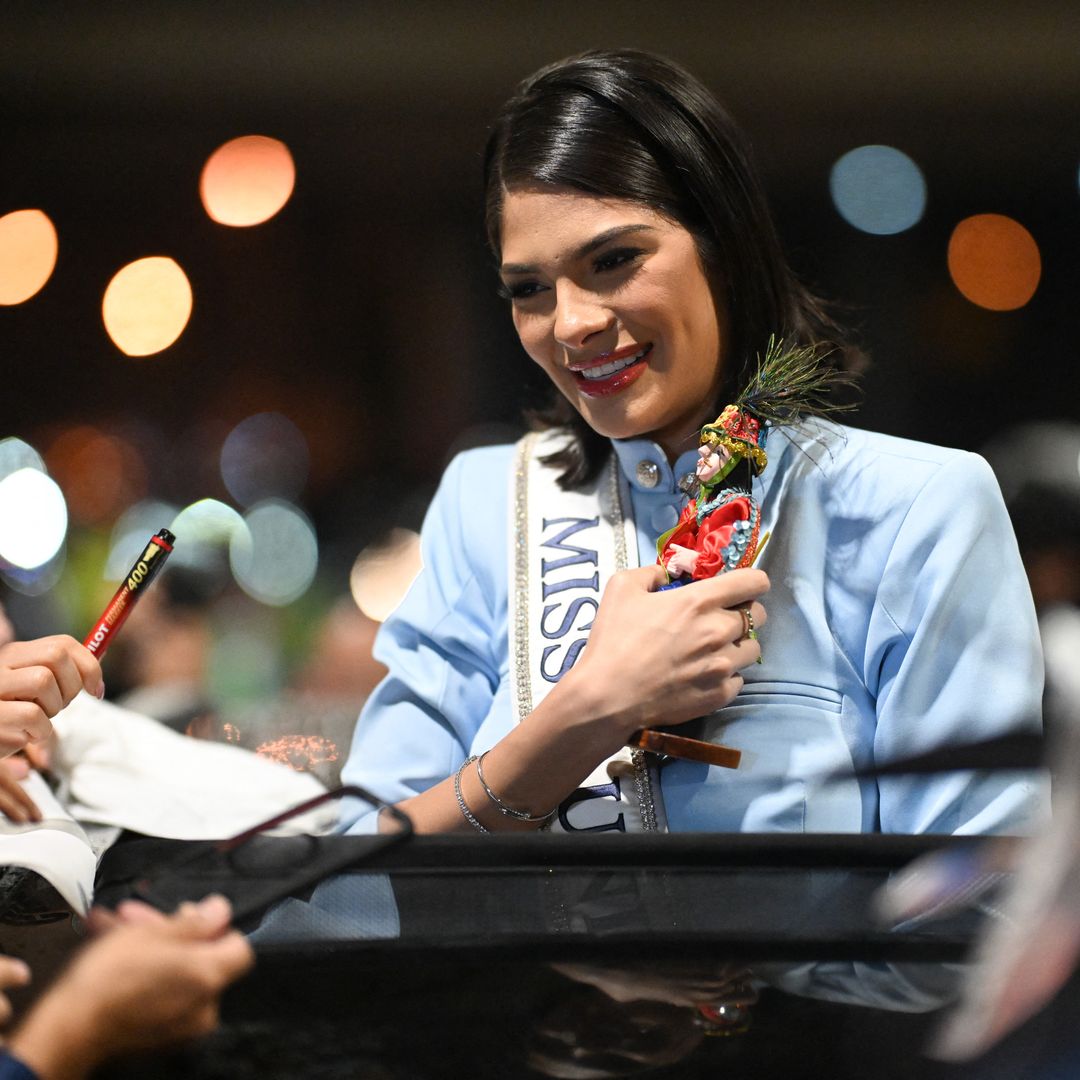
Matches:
[484,49,858,488]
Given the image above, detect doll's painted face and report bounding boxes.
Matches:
[499,187,728,462]
[695,442,730,483]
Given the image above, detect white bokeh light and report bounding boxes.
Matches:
[230,500,318,606]
[0,468,68,568]
[830,145,927,236]
[0,437,46,481]
[169,498,249,573]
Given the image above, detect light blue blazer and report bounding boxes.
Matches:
[340,422,1045,836]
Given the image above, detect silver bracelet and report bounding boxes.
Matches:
[454,755,488,833]
[475,750,557,823]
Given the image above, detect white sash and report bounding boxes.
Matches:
[509,431,668,833]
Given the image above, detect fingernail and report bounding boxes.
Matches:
[95,682,106,700]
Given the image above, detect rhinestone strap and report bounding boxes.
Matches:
[607,454,660,833]
[511,434,534,725]
[454,755,488,833]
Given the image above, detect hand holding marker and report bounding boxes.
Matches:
[83,529,176,659]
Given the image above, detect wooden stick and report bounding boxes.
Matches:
[628,728,742,769]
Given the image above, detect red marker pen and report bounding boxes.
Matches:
[83,528,176,658]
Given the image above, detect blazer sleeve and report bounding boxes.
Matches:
[338,450,506,833]
[865,451,1046,835]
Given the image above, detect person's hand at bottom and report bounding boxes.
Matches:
[0,955,32,1027]
[7,894,253,1080]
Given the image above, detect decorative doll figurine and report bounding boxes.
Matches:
[658,405,767,585]
[658,338,852,588]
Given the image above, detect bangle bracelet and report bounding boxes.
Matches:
[475,750,557,823]
[454,755,488,833]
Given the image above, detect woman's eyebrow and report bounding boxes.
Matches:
[500,224,657,275]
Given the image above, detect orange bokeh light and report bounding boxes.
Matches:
[0,209,58,305]
[44,425,148,525]
[102,256,193,356]
[199,135,295,227]
[947,213,1041,312]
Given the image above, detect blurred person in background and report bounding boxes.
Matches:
[985,422,1080,744]
[103,568,218,736]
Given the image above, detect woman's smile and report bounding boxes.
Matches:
[498,187,729,461]
[570,343,652,396]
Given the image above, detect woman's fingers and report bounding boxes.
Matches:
[0,703,53,757]
[684,567,770,608]
[0,756,42,820]
[570,566,772,739]
[0,636,104,705]
[0,637,103,756]
[0,759,42,822]
[0,666,64,723]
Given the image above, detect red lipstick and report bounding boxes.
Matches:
[570,343,651,398]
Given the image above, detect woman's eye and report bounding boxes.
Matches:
[593,247,645,274]
[498,280,545,302]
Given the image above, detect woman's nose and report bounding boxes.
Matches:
[552,281,612,350]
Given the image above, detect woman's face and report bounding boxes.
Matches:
[499,188,728,460]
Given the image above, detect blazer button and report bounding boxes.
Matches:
[636,460,660,488]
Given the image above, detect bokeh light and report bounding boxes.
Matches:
[0,468,68,569]
[350,528,423,622]
[947,213,1041,311]
[102,256,193,356]
[1,549,66,597]
[200,135,295,227]
[255,734,339,773]
[169,498,248,574]
[44,426,148,525]
[0,437,46,481]
[0,209,58,305]
[220,412,309,506]
[106,499,181,580]
[829,145,927,235]
[230,500,318,606]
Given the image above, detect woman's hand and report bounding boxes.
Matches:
[397,565,768,834]
[0,637,104,759]
[564,564,768,742]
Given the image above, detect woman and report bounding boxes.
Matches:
[339,50,1043,836]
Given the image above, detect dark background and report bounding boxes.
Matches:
[2,0,1078,622]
